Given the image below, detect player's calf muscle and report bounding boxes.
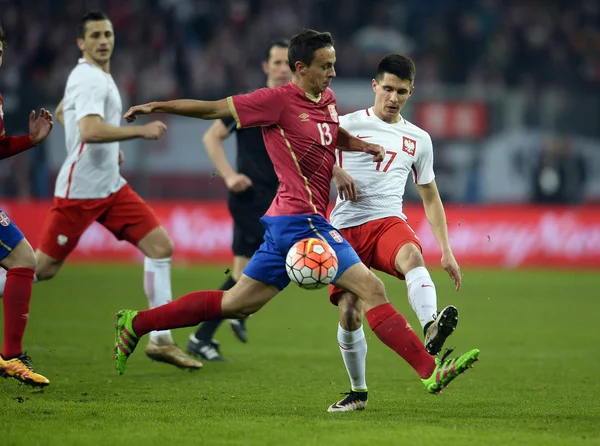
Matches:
[338,294,363,330]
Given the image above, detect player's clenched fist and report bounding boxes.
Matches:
[225,173,253,193]
[363,143,385,162]
[140,121,167,140]
[124,103,153,123]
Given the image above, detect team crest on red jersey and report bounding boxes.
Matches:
[0,105,4,120]
[0,212,10,227]
[402,136,416,156]
[328,104,338,123]
[329,229,343,243]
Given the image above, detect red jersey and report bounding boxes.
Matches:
[228,82,339,217]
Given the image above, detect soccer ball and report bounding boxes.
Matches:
[285,238,338,290]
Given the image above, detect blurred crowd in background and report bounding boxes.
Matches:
[0,0,598,203]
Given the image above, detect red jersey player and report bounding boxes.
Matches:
[0,23,53,386]
[0,11,202,371]
[114,29,479,399]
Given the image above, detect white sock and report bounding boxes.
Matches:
[405,266,438,330]
[0,270,38,297]
[337,324,367,392]
[144,257,174,344]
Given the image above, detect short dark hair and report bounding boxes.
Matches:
[78,10,110,38]
[288,29,334,72]
[265,39,289,62]
[0,22,7,48]
[375,54,416,85]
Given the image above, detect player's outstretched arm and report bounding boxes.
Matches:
[417,180,461,290]
[79,115,167,143]
[124,98,232,123]
[337,127,384,162]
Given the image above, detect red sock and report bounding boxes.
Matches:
[132,290,223,337]
[366,303,435,379]
[2,267,34,358]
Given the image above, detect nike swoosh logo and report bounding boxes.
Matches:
[356,135,372,139]
[421,284,434,288]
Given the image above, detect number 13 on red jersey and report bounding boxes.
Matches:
[317,123,333,146]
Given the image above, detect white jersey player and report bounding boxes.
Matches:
[55,57,126,199]
[328,54,462,412]
[331,109,435,229]
[0,11,202,371]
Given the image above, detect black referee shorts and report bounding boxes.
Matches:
[227,188,274,258]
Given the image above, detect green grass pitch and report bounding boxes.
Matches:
[0,265,599,445]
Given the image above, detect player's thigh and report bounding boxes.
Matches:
[0,218,35,271]
[37,197,103,263]
[334,263,388,312]
[221,273,280,318]
[371,217,424,278]
[99,185,167,254]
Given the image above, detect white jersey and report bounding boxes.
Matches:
[55,58,126,199]
[330,107,435,229]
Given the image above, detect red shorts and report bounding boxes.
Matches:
[329,216,422,305]
[38,184,162,261]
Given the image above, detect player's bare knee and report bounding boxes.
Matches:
[35,264,58,281]
[33,250,62,281]
[360,274,387,308]
[406,249,424,270]
[344,277,387,313]
[158,237,175,258]
[235,306,256,319]
[222,290,255,319]
[395,244,424,273]
[148,237,175,259]
[226,303,256,319]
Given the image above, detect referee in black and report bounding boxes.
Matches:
[187,40,292,361]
